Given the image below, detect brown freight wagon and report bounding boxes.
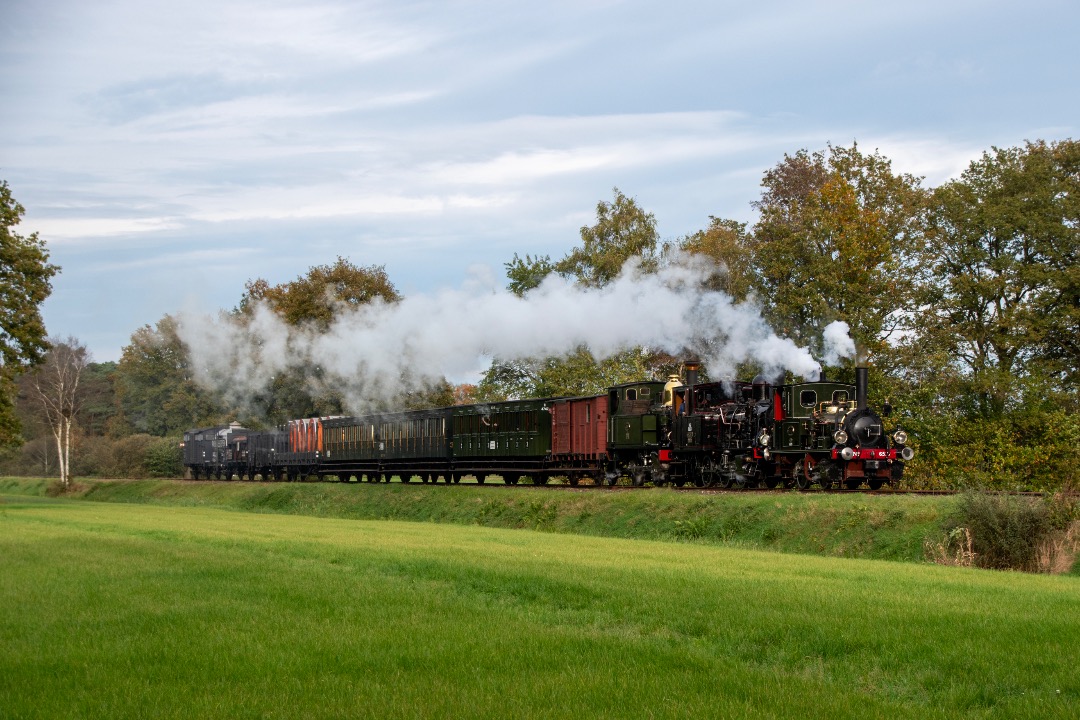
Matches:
[549,395,608,485]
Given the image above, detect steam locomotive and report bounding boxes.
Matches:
[183,363,911,490]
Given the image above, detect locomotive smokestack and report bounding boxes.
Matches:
[855,345,868,409]
[684,360,700,389]
[684,359,700,414]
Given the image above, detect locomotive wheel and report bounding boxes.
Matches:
[818,478,834,490]
[845,479,861,490]
[796,475,811,490]
[868,478,884,491]
[764,477,780,489]
[632,468,647,487]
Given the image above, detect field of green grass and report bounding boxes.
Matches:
[2,495,1078,718]
[0,477,955,563]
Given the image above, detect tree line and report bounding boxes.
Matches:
[1,138,1076,490]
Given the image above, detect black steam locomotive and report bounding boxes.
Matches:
[183,362,911,490]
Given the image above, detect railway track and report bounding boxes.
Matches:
[193,475,1051,497]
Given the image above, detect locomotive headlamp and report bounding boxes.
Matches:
[901,447,915,461]
[840,447,855,461]
[759,433,770,447]
[833,430,848,445]
[893,430,909,445]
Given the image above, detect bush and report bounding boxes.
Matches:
[144,436,183,477]
[71,434,183,479]
[902,408,1080,492]
[943,492,1054,571]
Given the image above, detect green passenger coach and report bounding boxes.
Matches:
[319,399,555,483]
[451,399,554,483]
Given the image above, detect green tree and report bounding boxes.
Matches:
[504,253,556,297]
[78,362,120,437]
[476,347,676,402]
[116,315,222,435]
[921,139,1080,417]
[0,180,60,446]
[480,189,672,399]
[239,256,400,329]
[663,216,755,302]
[554,188,659,286]
[238,257,403,422]
[749,145,930,363]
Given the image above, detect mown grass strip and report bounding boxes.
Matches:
[1,500,1077,719]
[0,477,951,564]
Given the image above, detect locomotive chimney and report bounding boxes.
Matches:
[855,345,868,409]
[684,360,700,389]
[684,359,700,414]
[856,366,868,409]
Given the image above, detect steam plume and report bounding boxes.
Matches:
[177,255,853,413]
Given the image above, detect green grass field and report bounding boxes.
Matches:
[0,477,957,564]
[2,495,1077,719]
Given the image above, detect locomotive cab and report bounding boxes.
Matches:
[607,381,669,485]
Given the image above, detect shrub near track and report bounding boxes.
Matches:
[1,477,951,563]
[0,499,1077,719]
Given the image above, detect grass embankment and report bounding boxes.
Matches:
[1,476,950,563]
[1,499,1077,719]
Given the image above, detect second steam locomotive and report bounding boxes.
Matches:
[183,363,912,490]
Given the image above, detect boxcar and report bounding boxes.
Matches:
[549,395,608,484]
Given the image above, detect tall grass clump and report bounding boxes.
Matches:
[935,490,1079,572]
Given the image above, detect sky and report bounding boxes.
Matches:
[1,0,1076,364]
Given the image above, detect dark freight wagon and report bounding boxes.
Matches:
[182,423,253,480]
[276,417,338,480]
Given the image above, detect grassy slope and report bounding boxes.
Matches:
[1,477,950,563]
[1,498,1077,719]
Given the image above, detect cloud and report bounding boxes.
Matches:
[28,217,183,240]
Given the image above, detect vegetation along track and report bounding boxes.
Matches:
[183,475,1047,497]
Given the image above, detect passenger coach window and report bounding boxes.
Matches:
[800,390,817,408]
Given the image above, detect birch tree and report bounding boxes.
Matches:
[31,337,88,489]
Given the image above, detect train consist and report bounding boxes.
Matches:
[183,363,913,490]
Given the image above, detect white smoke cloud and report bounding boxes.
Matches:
[176,254,848,413]
[822,320,857,366]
